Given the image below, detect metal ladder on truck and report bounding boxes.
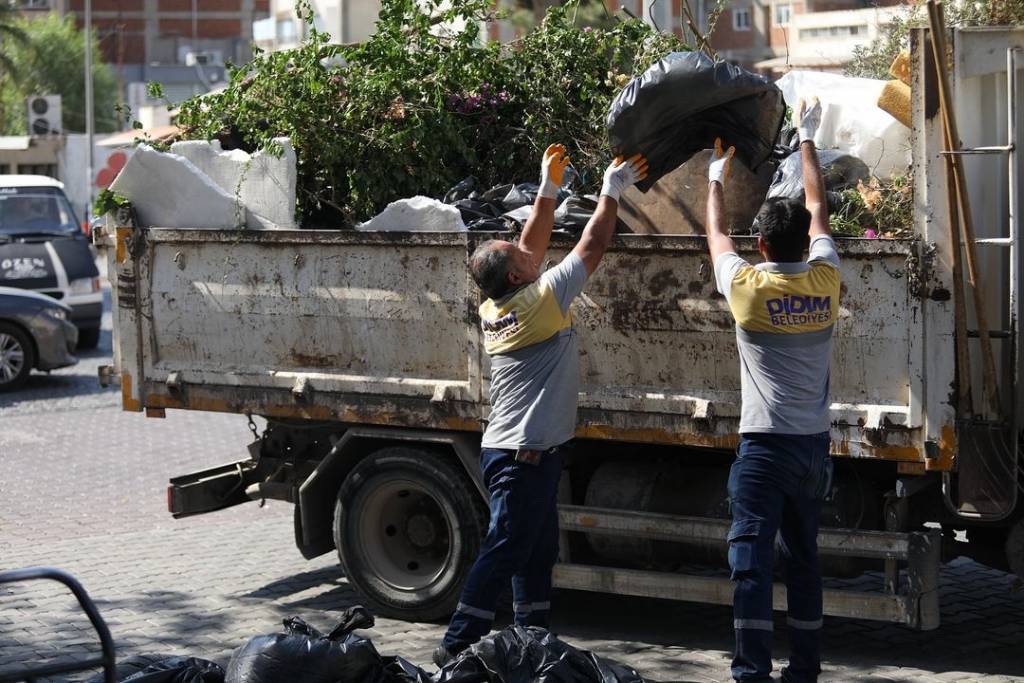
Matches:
[932,27,1024,521]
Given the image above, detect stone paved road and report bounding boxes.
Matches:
[1,284,1023,682]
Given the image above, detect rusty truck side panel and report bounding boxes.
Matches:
[103,227,931,466]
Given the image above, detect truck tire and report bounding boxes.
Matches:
[0,323,34,392]
[333,446,487,622]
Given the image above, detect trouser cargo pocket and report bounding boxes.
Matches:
[727,519,762,579]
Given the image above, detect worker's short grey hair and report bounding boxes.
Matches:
[469,240,513,300]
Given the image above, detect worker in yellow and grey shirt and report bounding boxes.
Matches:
[434,145,648,666]
[703,99,839,683]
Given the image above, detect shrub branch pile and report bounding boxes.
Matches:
[175,0,687,228]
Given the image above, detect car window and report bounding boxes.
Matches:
[0,188,79,236]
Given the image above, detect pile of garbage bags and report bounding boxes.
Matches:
[94,607,647,683]
[441,177,622,235]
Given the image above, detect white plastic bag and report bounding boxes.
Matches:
[776,71,911,179]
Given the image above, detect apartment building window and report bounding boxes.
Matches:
[799,24,865,39]
[277,18,297,44]
[17,0,50,8]
[774,3,792,26]
[733,7,752,31]
[0,165,10,175]
[17,164,57,177]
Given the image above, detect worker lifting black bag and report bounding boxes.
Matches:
[607,51,786,192]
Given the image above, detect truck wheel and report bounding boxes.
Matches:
[0,323,34,392]
[333,446,486,622]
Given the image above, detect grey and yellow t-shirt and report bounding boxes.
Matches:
[714,235,841,434]
[480,252,589,450]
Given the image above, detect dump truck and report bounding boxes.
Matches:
[96,28,1023,630]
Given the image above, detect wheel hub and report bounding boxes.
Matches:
[406,513,437,548]
[356,479,453,591]
[0,333,25,382]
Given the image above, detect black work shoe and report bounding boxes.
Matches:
[433,644,456,669]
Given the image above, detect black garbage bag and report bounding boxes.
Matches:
[86,655,224,683]
[453,198,505,226]
[553,195,596,233]
[382,655,435,683]
[436,626,647,683]
[607,51,785,192]
[766,149,870,202]
[120,657,225,683]
[225,607,383,683]
[444,177,479,204]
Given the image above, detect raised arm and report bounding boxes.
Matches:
[705,138,737,263]
[519,144,569,267]
[796,98,830,239]
[572,154,648,275]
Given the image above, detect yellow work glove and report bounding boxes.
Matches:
[539,144,570,199]
[600,153,648,202]
[708,138,736,186]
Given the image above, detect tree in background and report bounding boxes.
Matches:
[0,2,29,80]
[0,13,117,135]
[847,0,1024,79]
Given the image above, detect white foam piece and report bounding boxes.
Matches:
[357,196,467,232]
[170,138,297,229]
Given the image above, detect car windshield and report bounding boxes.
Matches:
[0,188,79,236]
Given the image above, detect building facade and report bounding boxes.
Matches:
[33,1,270,124]
[706,0,908,71]
[254,0,381,51]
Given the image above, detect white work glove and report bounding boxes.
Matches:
[796,97,822,144]
[538,143,570,199]
[708,138,736,186]
[600,154,648,202]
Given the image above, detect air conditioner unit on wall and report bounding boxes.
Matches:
[26,95,61,136]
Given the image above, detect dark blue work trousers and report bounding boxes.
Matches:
[442,446,564,652]
[728,432,833,683]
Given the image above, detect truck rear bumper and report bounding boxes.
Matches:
[168,457,261,519]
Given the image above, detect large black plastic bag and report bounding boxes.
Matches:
[607,51,785,192]
[121,657,225,683]
[225,608,383,683]
[766,149,869,202]
[436,626,647,683]
[86,655,225,683]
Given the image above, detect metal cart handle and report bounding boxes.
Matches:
[0,567,116,683]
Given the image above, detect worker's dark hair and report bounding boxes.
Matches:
[753,197,812,262]
[469,240,513,300]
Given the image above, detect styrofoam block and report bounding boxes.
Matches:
[170,137,297,229]
[109,145,250,229]
[357,196,467,232]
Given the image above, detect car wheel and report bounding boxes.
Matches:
[333,447,487,622]
[77,327,101,350]
[0,323,34,392]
